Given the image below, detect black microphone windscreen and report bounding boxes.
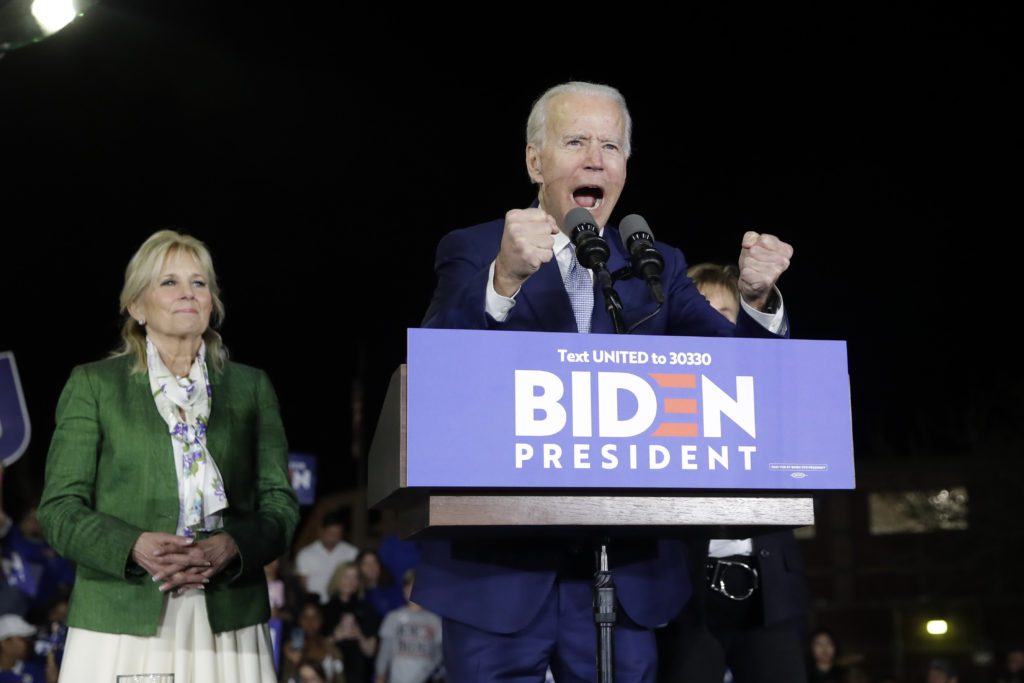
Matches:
[565,208,598,238]
[619,214,655,246]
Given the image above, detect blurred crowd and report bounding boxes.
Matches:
[268,508,441,683]
[3,465,1023,683]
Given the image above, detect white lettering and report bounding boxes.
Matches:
[513,442,753,472]
[574,444,591,469]
[601,444,618,469]
[515,443,533,468]
[598,372,658,437]
[515,370,567,436]
[571,372,592,437]
[290,467,311,490]
[649,445,670,469]
[702,375,756,438]
[543,443,562,468]
[739,446,756,469]
[680,445,698,469]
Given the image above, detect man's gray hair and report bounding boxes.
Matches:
[525,81,633,159]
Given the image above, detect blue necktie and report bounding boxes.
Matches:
[563,245,594,333]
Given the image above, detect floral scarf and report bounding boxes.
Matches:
[146,338,228,536]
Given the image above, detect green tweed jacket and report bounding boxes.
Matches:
[37,353,299,636]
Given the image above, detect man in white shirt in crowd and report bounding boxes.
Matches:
[295,508,358,603]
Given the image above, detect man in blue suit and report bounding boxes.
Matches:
[412,81,794,683]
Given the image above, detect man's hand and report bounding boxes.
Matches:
[493,208,559,297]
[738,231,793,311]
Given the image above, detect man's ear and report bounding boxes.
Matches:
[526,144,544,185]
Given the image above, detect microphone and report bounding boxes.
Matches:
[564,208,623,327]
[619,214,665,304]
[564,207,611,273]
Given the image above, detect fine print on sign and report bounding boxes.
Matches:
[407,328,854,491]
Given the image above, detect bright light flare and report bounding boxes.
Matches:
[31,0,78,35]
[926,620,949,635]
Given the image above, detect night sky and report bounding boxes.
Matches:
[0,4,1015,512]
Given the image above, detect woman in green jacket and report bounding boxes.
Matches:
[38,229,299,682]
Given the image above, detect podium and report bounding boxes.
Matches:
[369,329,853,682]
[369,329,854,539]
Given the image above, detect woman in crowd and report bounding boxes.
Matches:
[323,561,379,683]
[356,550,405,621]
[280,598,345,683]
[37,229,299,682]
[807,628,846,683]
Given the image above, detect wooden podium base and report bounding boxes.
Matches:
[378,489,814,540]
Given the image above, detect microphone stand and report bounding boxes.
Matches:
[566,212,627,681]
[594,540,617,683]
[594,267,625,335]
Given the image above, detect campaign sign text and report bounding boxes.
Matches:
[406,328,854,490]
[288,453,317,505]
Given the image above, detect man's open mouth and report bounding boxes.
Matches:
[573,186,604,209]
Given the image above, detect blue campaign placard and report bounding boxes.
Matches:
[288,453,317,505]
[406,328,854,490]
[0,352,31,466]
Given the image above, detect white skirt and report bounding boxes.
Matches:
[59,590,277,683]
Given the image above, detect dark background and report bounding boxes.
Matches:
[1,5,1015,509]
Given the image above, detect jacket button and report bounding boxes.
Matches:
[759,549,771,558]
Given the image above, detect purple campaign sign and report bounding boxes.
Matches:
[288,453,317,505]
[407,328,854,490]
[0,352,31,466]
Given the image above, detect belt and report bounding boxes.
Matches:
[706,556,759,601]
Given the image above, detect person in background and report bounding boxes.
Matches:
[37,229,299,682]
[997,646,1024,683]
[0,613,56,683]
[657,263,809,683]
[685,263,741,324]
[807,628,845,683]
[925,658,958,683]
[31,592,69,674]
[375,571,442,683]
[1,473,74,618]
[293,659,329,683]
[0,466,31,620]
[377,535,419,590]
[280,597,344,683]
[266,555,303,627]
[356,550,405,621]
[295,510,359,605]
[322,562,378,683]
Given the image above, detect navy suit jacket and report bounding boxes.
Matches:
[412,216,787,634]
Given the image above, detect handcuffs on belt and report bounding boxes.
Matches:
[706,557,760,601]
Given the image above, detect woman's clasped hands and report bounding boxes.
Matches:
[131,531,238,594]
